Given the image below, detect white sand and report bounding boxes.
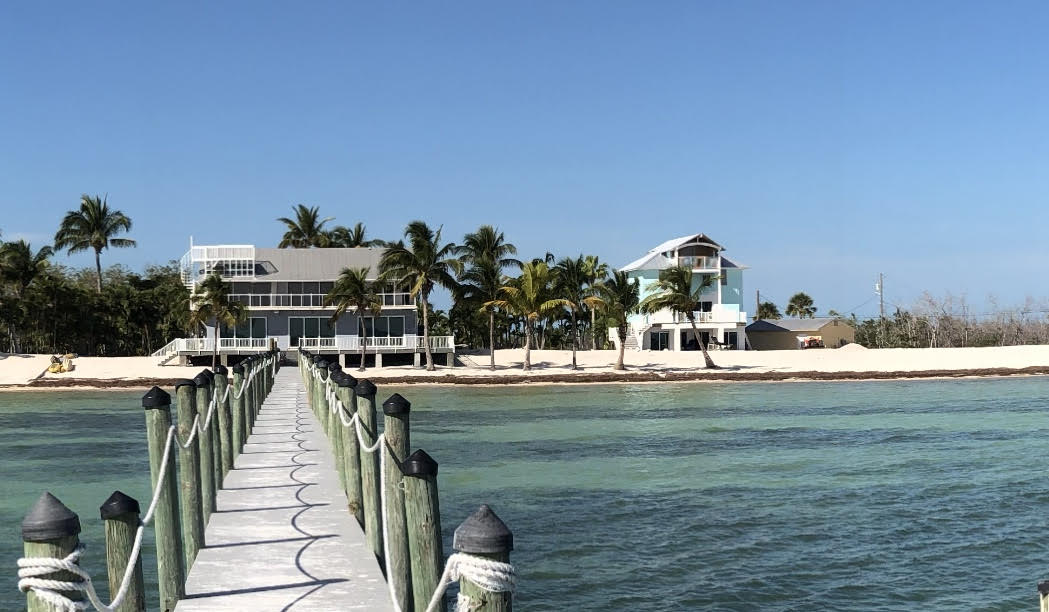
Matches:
[6,345,1049,387]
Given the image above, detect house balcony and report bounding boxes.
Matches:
[296,335,454,352]
[640,304,748,326]
[153,334,455,358]
[228,292,414,309]
[674,255,720,270]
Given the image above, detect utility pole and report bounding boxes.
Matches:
[876,273,884,318]
[755,290,760,321]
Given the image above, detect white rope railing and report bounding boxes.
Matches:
[18,358,273,612]
[311,360,517,612]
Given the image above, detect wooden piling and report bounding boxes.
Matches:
[231,365,246,456]
[100,491,146,612]
[326,362,342,445]
[382,393,414,611]
[336,374,364,524]
[403,449,444,612]
[328,370,347,492]
[174,379,205,569]
[21,492,84,612]
[201,369,222,491]
[194,373,216,523]
[214,364,234,479]
[1040,581,1049,612]
[316,360,330,433]
[454,505,514,612]
[142,386,186,609]
[355,379,384,561]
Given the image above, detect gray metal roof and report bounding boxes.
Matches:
[745,318,843,332]
[253,248,385,281]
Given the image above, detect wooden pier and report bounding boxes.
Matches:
[17,351,517,612]
[175,367,391,610]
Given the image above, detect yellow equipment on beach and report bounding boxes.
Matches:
[47,354,76,374]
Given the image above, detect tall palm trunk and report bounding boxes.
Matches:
[615,321,627,370]
[591,308,597,349]
[570,311,578,370]
[359,330,368,372]
[421,294,434,371]
[686,314,717,369]
[523,321,532,371]
[211,320,219,369]
[94,249,103,294]
[488,310,495,370]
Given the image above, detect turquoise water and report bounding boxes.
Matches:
[4,378,1049,610]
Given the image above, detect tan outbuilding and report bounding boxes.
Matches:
[745,317,856,350]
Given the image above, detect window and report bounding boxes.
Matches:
[358,315,406,337]
[221,317,266,338]
[721,273,728,286]
[289,316,334,345]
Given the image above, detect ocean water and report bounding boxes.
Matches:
[3,378,1049,610]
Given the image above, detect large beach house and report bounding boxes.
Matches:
[153,243,454,366]
[615,233,748,351]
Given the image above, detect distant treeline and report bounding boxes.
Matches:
[852,294,1049,349]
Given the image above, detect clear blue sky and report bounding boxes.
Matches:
[3,1,1048,317]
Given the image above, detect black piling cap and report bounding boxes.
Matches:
[344,373,358,388]
[312,355,323,365]
[329,370,345,386]
[99,490,140,520]
[142,386,171,408]
[402,449,438,477]
[336,372,356,388]
[213,364,228,376]
[200,368,215,382]
[173,378,196,392]
[193,373,210,387]
[356,379,377,397]
[316,359,329,370]
[382,393,411,415]
[328,361,341,372]
[22,492,81,542]
[232,362,245,374]
[453,504,513,554]
[1039,581,1049,596]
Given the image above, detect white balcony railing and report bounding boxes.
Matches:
[296,335,454,351]
[676,255,719,269]
[229,293,414,309]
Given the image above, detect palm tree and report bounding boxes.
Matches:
[0,241,53,298]
[639,266,719,369]
[190,273,246,369]
[325,267,382,371]
[328,222,383,248]
[786,292,817,318]
[484,262,567,371]
[554,255,600,370]
[594,270,640,370]
[277,204,333,248]
[582,255,610,349]
[54,194,136,293]
[379,221,462,371]
[458,225,520,369]
[756,301,782,320]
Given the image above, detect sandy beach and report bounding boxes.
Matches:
[6,344,1049,389]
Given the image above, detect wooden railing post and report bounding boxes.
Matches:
[326,362,342,445]
[193,372,217,523]
[336,373,364,524]
[100,491,146,612]
[213,364,234,479]
[231,365,245,456]
[403,449,444,612]
[21,492,84,612]
[328,369,347,492]
[199,369,222,496]
[355,379,384,561]
[142,386,186,609]
[382,392,413,611]
[454,505,514,612]
[174,379,205,568]
[316,360,330,433]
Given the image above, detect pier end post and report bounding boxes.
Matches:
[403,449,444,612]
[21,492,84,612]
[454,505,515,612]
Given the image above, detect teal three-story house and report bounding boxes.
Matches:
[615,233,748,351]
